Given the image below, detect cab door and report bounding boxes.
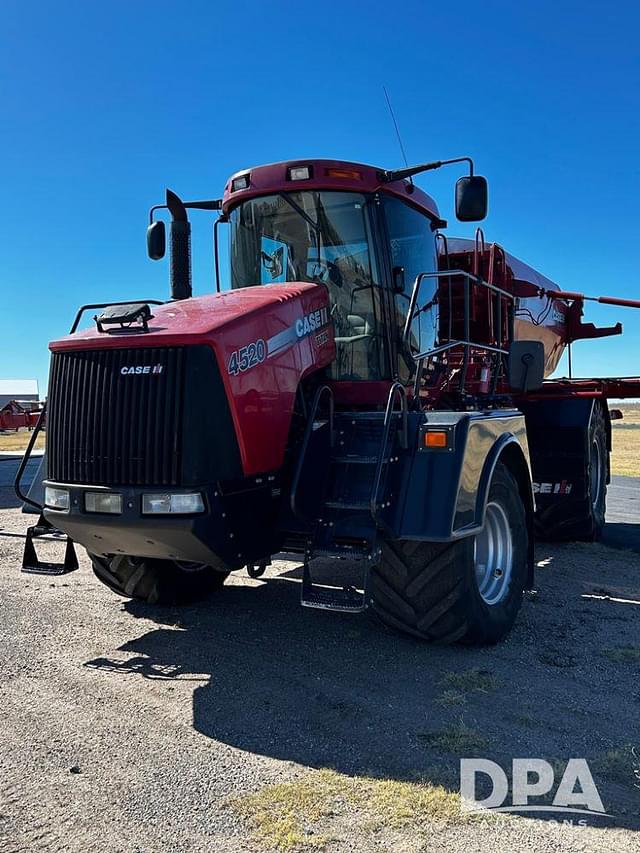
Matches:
[381,196,439,384]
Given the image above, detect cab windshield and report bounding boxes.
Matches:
[229,191,387,380]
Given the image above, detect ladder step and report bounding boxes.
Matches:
[324,500,370,511]
[21,516,79,576]
[311,545,371,559]
[301,583,366,613]
[334,412,384,420]
[332,455,378,465]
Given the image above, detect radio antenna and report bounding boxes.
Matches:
[383,85,411,181]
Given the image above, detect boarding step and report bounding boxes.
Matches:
[311,540,374,559]
[324,500,370,511]
[311,549,365,560]
[331,455,378,465]
[21,513,79,575]
[301,560,366,612]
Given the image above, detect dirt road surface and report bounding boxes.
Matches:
[1,457,639,852]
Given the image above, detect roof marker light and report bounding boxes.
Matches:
[231,174,250,192]
[288,165,312,181]
[326,168,362,180]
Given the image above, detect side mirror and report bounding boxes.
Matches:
[508,340,545,392]
[146,220,166,260]
[455,175,488,222]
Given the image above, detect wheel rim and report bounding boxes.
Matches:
[474,501,514,605]
[590,439,603,509]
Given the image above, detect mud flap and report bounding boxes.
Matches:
[519,398,605,539]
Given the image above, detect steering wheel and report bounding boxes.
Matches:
[308,258,344,288]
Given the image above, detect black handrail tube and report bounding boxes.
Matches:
[290,385,335,522]
[14,406,47,510]
[370,382,408,523]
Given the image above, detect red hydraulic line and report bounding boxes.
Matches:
[596,295,640,309]
[542,288,640,309]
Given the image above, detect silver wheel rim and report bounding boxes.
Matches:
[474,501,514,605]
[590,439,602,509]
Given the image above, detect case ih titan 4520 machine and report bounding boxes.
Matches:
[17,157,640,644]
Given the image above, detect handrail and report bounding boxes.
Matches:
[70,299,165,334]
[435,233,453,343]
[411,339,510,399]
[474,227,486,278]
[487,243,508,346]
[414,339,509,361]
[402,268,516,396]
[370,382,408,522]
[290,385,335,522]
[14,405,47,510]
[402,269,515,351]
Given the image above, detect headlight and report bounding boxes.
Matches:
[44,486,70,511]
[142,493,205,515]
[85,492,123,514]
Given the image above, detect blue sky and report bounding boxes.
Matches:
[1,0,638,394]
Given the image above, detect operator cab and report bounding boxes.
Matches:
[224,160,443,385]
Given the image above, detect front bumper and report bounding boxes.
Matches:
[43,479,281,570]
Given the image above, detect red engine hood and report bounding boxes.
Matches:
[50,283,336,477]
[50,283,327,352]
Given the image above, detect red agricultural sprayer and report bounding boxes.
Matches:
[17,156,640,644]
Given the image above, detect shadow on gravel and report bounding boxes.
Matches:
[0,456,40,510]
[0,488,23,510]
[602,522,640,554]
[84,556,640,831]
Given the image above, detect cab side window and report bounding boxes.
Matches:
[383,197,438,380]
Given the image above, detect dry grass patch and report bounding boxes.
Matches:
[228,768,464,851]
[610,404,640,477]
[592,746,638,784]
[437,689,467,707]
[440,667,498,694]
[419,718,488,755]
[610,425,640,477]
[0,432,45,452]
[602,644,640,664]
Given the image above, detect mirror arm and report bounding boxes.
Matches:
[381,156,474,183]
[148,198,222,225]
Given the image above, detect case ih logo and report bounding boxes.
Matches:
[120,365,164,375]
[533,481,573,495]
[295,307,329,338]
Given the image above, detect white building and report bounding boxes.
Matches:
[0,379,39,409]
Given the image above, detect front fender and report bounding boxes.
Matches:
[391,410,532,552]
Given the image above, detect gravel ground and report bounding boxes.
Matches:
[1,463,639,852]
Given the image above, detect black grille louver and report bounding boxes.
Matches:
[48,348,185,486]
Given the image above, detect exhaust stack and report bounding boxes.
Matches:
[166,189,192,300]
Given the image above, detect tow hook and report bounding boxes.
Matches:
[246,560,270,579]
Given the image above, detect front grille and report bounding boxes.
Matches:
[47,347,185,486]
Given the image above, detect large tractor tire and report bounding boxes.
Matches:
[371,462,528,645]
[89,554,229,605]
[534,401,608,542]
[570,400,608,541]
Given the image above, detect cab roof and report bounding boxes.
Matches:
[222,159,440,221]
